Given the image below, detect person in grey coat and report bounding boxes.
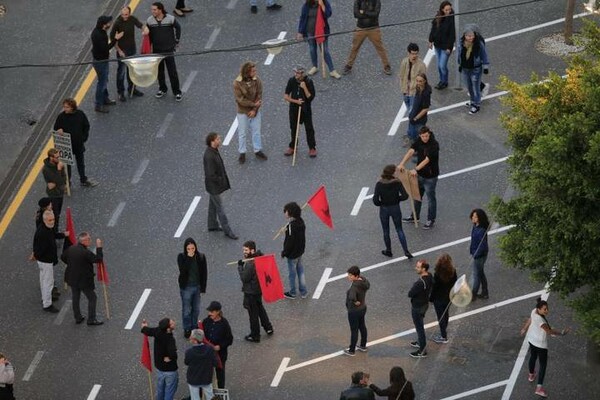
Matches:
[203,132,238,240]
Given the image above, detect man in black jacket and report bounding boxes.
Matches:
[91,16,123,113]
[203,132,238,240]
[141,318,179,400]
[41,148,66,230]
[281,202,307,299]
[32,211,68,313]
[61,232,104,325]
[283,66,318,158]
[408,259,433,358]
[339,371,375,400]
[184,329,218,400]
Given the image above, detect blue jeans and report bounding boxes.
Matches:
[347,307,367,352]
[116,46,136,95]
[462,66,482,106]
[407,121,424,142]
[433,300,450,339]
[156,370,178,400]
[236,111,262,154]
[250,0,275,6]
[379,205,409,254]
[403,94,414,110]
[414,175,438,222]
[92,61,110,107]
[180,285,201,332]
[470,255,488,296]
[308,39,335,71]
[188,383,213,400]
[411,305,428,351]
[435,47,451,84]
[286,257,307,297]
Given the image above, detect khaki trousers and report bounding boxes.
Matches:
[346,27,390,68]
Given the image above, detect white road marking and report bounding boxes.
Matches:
[440,380,510,400]
[174,196,201,238]
[181,70,198,93]
[350,187,371,216]
[22,351,44,381]
[205,27,221,49]
[271,289,545,386]
[86,385,102,400]
[156,112,174,138]
[53,300,71,325]
[312,268,332,299]
[223,117,238,146]
[226,0,238,9]
[264,32,287,65]
[107,202,126,227]
[131,159,150,184]
[487,12,590,43]
[124,288,152,330]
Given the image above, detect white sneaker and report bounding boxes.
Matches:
[307,66,318,75]
[329,70,341,79]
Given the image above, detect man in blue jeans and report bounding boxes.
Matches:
[141,318,179,400]
[408,259,433,358]
[91,16,122,113]
[281,202,308,299]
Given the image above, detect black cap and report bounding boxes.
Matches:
[97,15,113,26]
[206,301,222,312]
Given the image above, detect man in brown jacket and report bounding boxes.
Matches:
[399,43,426,146]
[233,61,268,164]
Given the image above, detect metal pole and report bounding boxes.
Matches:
[454,0,462,90]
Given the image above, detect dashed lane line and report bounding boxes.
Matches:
[131,159,150,185]
[53,300,72,325]
[181,70,198,94]
[174,196,201,238]
[86,385,102,400]
[107,202,126,227]
[156,113,174,138]
[205,27,221,50]
[124,288,152,330]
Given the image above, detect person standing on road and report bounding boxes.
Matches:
[177,238,208,339]
[520,297,570,398]
[238,240,274,343]
[173,0,194,17]
[399,43,426,146]
[399,126,440,230]
[35,197,53,228]
[469,208,489,301]
[458,24,489,114]
[343,0,391,76]
[200,301,234,389]
[281,202,308,299]
[42,148,66,229]
[233,61,268,164]
[340,371,375,400]
[296,0,341,79]
[185,329,218,400]
[283,66,318,158]
[428,1,456,90]
[249,0,282,14]
[408,259,433,358]
[203,132,238,240]
[32,210,67,313]
[372,164,413,259]
[110,6,147,101]
[141,318,179,400]
[146,2,183,101]
[406,73,432,143]
[344,266,370,356]
[430,253,457,344]
[91,16,123,113]
[61,232,104,326]
[0,353,15,400]
[369,366,415,400]
[53,98,99,188]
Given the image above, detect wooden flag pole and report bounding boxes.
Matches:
[272,202,308,240]
[405,170,419,228]
[226,257,256,266]
[292,107,303,167]
[147,370,154,400]
[320,44,327,78]
[102,280,111,319]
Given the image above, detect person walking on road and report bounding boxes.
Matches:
[283,66,318,158]
[184,329,218,400]
[343,0,391,76]
[520,297,570,398]
[344,266,370,356]
[369,366,415,400]
[53,98,99,187]
[428,1,456,90]
[399,43,426,146]
[458,23,490,114]
[408,259,433,358]
[91,16,123,113]
[281,202,308,299]
[233,61,268,163]
[430,253,457,344]
[406,73,432,143]
[372,164,413,259]
[0,353,15,400]
[61,232,104,326]
[238,240,274,343]
[42,148,66,229]
[340,371,375,400]
[141,318,179,400]
[177,237,208,339]
[203,132,238,240]
[469,208,490,300]
[200,301,234,389]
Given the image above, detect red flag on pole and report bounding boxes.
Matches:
[141,334,152,372]
[141,35,152,55]
[315,7,326,44]
[97,260,110,284]
[254,254,284,303]
[65,207,77,245]
[307,185,334,229]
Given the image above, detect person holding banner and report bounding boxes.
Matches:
[283,66,317,158]
[237,241,274,343]
[429,253,457,344]
[42,148,66,229]
[296,0,341,79]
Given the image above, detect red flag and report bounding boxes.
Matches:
[197,321,223,369]
[141,35,152,55]
[315,7,326,44]
[97,260,110,284]
[307,185,334,229]
[65,207,77,245]
[141,334,152,372]
[254,254,284,303]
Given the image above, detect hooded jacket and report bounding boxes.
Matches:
[411,133,439,179]
[282,218,306,259]
[428,12,456,51]
[141,324,178,372]
[457,24,489,70]
[346,276,370,311]
[373,178,408,207]
[238,250,263,295]
[177,238,208,291]
[42,158,66,198]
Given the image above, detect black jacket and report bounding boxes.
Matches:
[411,134,440,179]
[354,0,381,29]
[203,146,230,195]
[146,14,181,52]
[53,110,90,153]
[61,243,103,289]
[430,271,458,304]
[285,76,315,114]
[340,384,376,400]
[408,274,433,309]
[141,326,178,372]
[373,179,408,207]
[33,224,65,264]
[346,277,370,311]
[91,27,116,60]
[282,218,306,259]
[177,251,207,291]
[238,251,263,295]
[369,382,415,400]
[185,344,218,385]
[428,13,456,51]
[42,158,66,198]
[201,316,234,362]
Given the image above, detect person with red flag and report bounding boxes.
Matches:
[307,185,334,229]
[141,331,152,372]
[141,318,179,400]
[237,241,274,343]
[296,0,341,79]
[200,301,233,388]
[254,253,285,303]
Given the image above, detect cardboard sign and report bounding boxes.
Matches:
[396,168,421,202]
[51,131,74,166]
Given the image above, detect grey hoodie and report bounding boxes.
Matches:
[346,277,370,311]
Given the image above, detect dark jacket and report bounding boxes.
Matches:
[430,271,458,304]
[428,13,456,51]
[110,15,143,50]
[373,179,408,207]
[369,382,415,400]
[298,1,332,37]
[408,85,432,124]
[346,277,370,312]
[53,110,90,153]
[141,326,178,372]
[146,14,181,52]
[458,35,489,69]
[411,134,439,179]
[201,316,234,362]
[340,384,376,400]
[282,218,306,259]
[184,344,218,385]
[177,249,208,291]
[285,76,315,114]
[91,27,116,60]
[42,158,66,198]
[33,223,65,264]
[408,274,433,309]
[238,251,263,295]
[203,146,230,195]
[354,0,381,29]
[470,225,488,258]
[61,243,103,289]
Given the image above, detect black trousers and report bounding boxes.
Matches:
[216,359,226,388]
[49,196,64,230]
[289,108,316,150]
[176,0,186,8]
[67,149,87,184]
[157,53,181,94]
[243,293,272,339]
[72,286,97,321]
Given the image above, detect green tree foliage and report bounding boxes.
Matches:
[491,20,600,345]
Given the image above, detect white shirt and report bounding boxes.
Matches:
[527,308,548,349]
